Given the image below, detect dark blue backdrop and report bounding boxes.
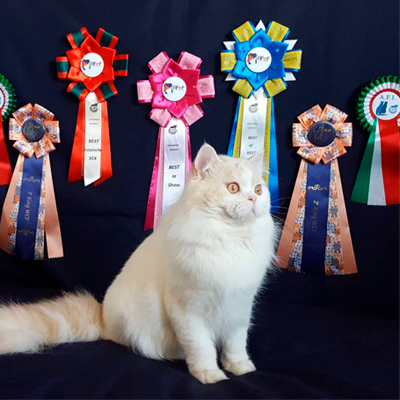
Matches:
[0,1,398,398]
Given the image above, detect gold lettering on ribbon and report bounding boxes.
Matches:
[24,190,33,222]
[311,200,319,233]
[307,184,327,191]
[283,55,298,62]
[17,229,35,236]
[314,124,334,142]
[23,176,40,183]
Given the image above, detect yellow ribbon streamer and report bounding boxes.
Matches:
[263,98,272,187]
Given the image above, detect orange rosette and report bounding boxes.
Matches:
[0,104,63,260]
[56,27,129,186]
[276,104,357,275]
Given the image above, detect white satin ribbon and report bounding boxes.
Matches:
[162,118,186,214]
[240,93,268,158]
[84,92,102,186]
[368,120,386,205]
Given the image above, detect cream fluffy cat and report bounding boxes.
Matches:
[0,144,277,384]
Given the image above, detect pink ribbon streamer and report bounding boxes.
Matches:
[137,51,215,230]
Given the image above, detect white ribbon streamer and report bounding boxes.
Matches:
[84,92,102,186]
[240,94,268,158]
[162,118,186,214]
[368,120,386,205]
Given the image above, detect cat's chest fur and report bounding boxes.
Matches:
[164,213,275,293]
[161,213,275,337]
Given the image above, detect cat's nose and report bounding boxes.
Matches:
[248,196,257,203]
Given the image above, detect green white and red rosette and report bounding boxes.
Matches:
[352,75,400,205]
[0,73,17,185]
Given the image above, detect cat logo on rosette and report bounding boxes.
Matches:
[168,125,178,134]
[372,91,400,121]
[80,52,104,78]
[90,103,99,113]
[245,47,272,73]
[249,103,259,113]
[307,121,336,147]
[22,118,45,142]
[162,77,186,102]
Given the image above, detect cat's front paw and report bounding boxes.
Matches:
[191,368,229,384]
[223,359,256,376]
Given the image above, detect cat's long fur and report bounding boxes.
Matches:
[0,144,276,384]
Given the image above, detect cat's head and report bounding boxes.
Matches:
[188,144,271,223]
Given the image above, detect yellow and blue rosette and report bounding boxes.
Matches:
[221,20,302,211]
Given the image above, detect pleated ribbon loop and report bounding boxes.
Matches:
[221,20,302,212]
[276,104,357,275]
[137,51,215,230]
[56,27,128,186]
[0,104,63,260]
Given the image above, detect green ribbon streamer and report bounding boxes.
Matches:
[351,118,377,203]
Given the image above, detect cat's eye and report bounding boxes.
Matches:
[227,182,240,194]
[254,184,262,196]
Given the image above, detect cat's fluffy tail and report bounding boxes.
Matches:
[0,292,102,355]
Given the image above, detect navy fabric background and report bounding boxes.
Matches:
[0,0,398,398]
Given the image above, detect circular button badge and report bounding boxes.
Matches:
[246,47,272,73]
[80,53,104,78]
[22,118,45,142]
[162,77,187,102]
[372,91,400,121]
[308,121,336,147]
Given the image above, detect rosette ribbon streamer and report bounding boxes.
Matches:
[0,104,63,260]
[352,75,400,205]
[276,105,357,275]
[221,20,302,211]
[0,73,17,185]
[137,51,215,230]
[56,27,129,186]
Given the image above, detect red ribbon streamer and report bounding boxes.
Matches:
[0,121,12,185]
[379,117,400,205]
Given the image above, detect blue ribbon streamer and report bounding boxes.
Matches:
[301,162,331,274]
[227,97,242,156]
[268,97,279,211]
[15,155,43,260]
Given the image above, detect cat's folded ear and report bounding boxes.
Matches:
[248,150,264,175]
[193,144,221,178]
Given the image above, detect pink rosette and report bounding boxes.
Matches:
[137,51,215,230]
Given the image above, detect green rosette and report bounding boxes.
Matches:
[352,75,400,204]
[0,73,17,121]
[355,75,400,132]
[0,72,17,186]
